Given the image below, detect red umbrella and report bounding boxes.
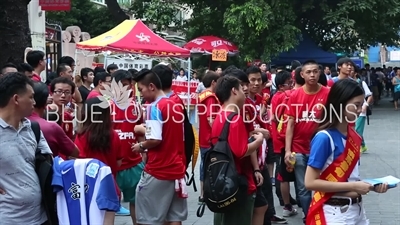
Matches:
[183,36,239,55]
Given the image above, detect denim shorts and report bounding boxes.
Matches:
[199,147,210,181]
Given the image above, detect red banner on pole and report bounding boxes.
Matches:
[39,0,71,11]
[171,81,198,105]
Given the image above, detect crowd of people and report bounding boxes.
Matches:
[0,50,397,225]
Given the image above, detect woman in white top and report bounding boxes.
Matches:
[175,68,188,81]
[350,68,373,153]
[305,79,387,225]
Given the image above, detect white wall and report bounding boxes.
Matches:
[28,1,47,81]
[28,1,46,52]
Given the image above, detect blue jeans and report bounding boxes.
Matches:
[355,116,366,147]
[199,147,210,181]
[294,153,312,218]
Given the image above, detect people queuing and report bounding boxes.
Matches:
[0,52,395,225]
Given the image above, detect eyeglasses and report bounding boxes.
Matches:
[54,90,71,96]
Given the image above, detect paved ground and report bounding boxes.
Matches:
[116,97,400,225]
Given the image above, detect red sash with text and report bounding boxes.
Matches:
[307,126,362,225]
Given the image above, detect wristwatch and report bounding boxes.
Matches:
[139,142,145,150]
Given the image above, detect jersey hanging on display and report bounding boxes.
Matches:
[52,157,120,225]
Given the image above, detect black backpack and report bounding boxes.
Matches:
[201,113,248,214]
[31,121,59,225]
[182,106,198,192]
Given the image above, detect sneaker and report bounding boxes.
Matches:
[361,146,368,154]
[271,215,288,224]
[198,196,204,205]
[282,206,298,217]
[271,177,275,186]
[116,206,130,216]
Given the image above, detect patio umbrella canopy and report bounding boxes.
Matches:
[183,36,239,55]
[76,20,190,57]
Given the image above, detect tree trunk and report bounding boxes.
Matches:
[105,0,130,23]
[0,0,32,65]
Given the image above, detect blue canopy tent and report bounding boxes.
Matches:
[271,35,337,65]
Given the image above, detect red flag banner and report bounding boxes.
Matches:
[39,0,71,11]
[171,81,198,105]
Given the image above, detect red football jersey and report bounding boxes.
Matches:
[144,97,186,180]
[245,96,267,168]
[212,111,256,195]
[87,90,102,100]
[111,100,143,171]
[198,90,220,148]
[61,112,74,140]
[286,86,330,154]
[270,91,288,153]
[75,130,122,176]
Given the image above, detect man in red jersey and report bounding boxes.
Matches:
[212,75,264,225]
[87,72,112,99]
[196,71,220,204]
[270,70,299,217]
[243,66,271,225]
[29,82,79,158]
[151,65,195,174]
[284,60,330,223]
[110,70,145,220]
[132,70,187,225]
[26,50,46,82]
[259,62,273,95]
[49,77,76,140]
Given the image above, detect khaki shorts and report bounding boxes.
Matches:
[135,172,188,225]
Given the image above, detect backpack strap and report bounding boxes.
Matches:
[31,121,41,144]
[219,112,238,140]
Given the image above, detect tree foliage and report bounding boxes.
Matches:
[128,0,182,33]
[46,0,120,37]
[0,0,32,65]
[103,0,400,62]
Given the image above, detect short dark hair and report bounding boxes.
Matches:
[152,65,173,89]
[58,56,75,67]
[294,66,305,85]
[202,71,220,88]
[290,60,301,70]
[94,66,106,75]
[1,63,18,74]
[336,57,353,67]
[26,50,45,68]
[245,66,261,76]
[222,65,238,76]
[93,72,111,87]
[50,77,76,94]
[18,63,33,73]
[225,68,249,83]
[56,63,70,76]
[0,72,34,108]
[275,70,292,87]
[33,81,49,108]
[80,67,94,82]
[128,69,138,77]
[112,70,132,83]
[106,64,118,73]
[303,60,318,67]
[215,76,241,104]
[133,69,162,89]
[261,72,268,84]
